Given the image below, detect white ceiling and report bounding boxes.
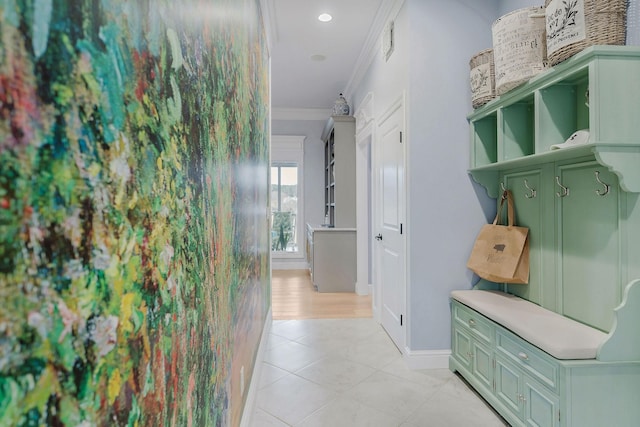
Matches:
[265,0,386,111]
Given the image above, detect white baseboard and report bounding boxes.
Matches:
[403,348,451,370]
[271,259,309,270]
[355,282,371,295]
[239,307,272,427]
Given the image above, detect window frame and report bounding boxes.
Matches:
[271,136,305,260]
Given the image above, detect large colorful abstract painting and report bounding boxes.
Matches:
[0,0,270,425]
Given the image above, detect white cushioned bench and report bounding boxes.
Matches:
[451,290,608,360]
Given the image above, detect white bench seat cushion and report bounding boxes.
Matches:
[451,290,608,360]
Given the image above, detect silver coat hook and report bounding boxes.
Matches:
[594,171,610,196]
[555,176,569,198]
[524,179,536,199]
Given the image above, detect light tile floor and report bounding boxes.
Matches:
[248,318,508,427]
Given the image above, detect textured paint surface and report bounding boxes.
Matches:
[0,0,270,426]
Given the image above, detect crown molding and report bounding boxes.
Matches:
[272,107,332,121]
[343,0,406,101]
[272,135,306,148]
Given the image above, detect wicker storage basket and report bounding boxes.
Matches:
[545,0,627,65]
[470,49,496,108]
[492,7,548,96]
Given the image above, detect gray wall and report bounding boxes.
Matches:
[405,0,499,350]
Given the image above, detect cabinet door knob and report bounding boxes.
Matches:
[518,352,529,361]
[468,319,476,327]
[375,234,383,241]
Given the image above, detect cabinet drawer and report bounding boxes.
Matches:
[453,303,493,345]
[496,329,558,392]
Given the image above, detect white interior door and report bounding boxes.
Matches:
[375,97,406,351]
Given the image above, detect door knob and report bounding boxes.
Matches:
[375,234,383,241]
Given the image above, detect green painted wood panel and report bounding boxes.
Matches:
[524,376,559,427]
[500,99,535,161]
[472,115,498,166]
[537,84,581,151]
[625,193,640,281]
[495,355,523,418]
[591,57,640,144]
[473,340,493,391]
[557,163,620,332]
[453,327,472,372]
[597,279,640,362]
[503,170,544,304]
[562,363,640,426]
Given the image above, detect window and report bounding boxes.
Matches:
[271,135,305,259]
[271,164,298,252]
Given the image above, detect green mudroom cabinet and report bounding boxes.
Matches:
[450,47,640,427]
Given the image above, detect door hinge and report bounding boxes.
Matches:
[400,223,403,234]
[400,314,403,326]
[558,410,560,422]
[399,131,403,143]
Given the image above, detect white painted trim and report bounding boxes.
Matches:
[371,280,380,322]
[271,260,309,270]
[239,307,272,427]
[271,134,304,153]
[272,107,332,121]
[355,92,375,134]
[344,0,406,101]
[271,135,306,261]
[354,93,375,297]
[356,281,374,296]
[378,92,405,124]
[403,348,451,370]
[355,283,369,296]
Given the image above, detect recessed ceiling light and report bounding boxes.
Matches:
[310,54,326,61]
[318,13,332,22]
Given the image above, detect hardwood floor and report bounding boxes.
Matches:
[271,269,372,320]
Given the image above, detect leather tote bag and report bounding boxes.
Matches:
[467,190,530,284]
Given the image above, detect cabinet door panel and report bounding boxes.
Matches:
[558,163,619,331]
[524,378,559,427]
[452,327,472,371]
[472,340,493,391]
[495,355,523,417]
